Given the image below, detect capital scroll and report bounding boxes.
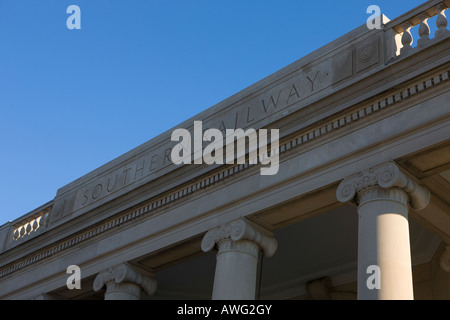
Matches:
[336,162,430,210]
[93,263,157,296]
[201,219,277,257]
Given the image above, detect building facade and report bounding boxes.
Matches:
[1,0,449,300]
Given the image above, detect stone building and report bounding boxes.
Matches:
[0,0,449,300]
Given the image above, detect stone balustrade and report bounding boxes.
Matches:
[12,207,50,241]
[0,202,53,252]
[385,0,449,59]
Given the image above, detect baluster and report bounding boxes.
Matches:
[400,22,413,55]
[417,13,431,47]
[32,217,39,232]
[435,4,449,38]
[39,210,50,228]
[12,228,20,240]
[25,221,32,236]
[19,225,25,238]
[36,213,43,230]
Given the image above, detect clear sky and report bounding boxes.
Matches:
[0,0,428,226]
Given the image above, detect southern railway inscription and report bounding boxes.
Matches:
[49,34,381,225]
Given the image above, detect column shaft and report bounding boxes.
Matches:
[357,187,413,299]
[104,282,142,300]
[212,240,260,300]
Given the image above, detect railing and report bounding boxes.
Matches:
[385,0,449,60]
[11,205,51,241]
[0,202,53,252]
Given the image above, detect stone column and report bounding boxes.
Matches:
[93,263,157,300]
[337,162,430,300]
[201,219,277,300]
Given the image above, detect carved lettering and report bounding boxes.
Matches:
[74,150,168,211]
[246,106,255,123]
[150,154,158,172]
[92,184,103,200]
[163,148,172,165]
[135,159,145,180]
[107,174,118,192]
[123,167,133,186]
[62,56,344,219]
[261,91,281,113]
[306,70,319,91]
[287,83,300,104]
[81,190,89,206]
[218,113,239,135]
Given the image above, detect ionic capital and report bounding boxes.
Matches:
[93,263,157,297]
[336,162,430,210]
[201,218,277,258]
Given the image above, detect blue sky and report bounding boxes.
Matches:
[0,0,427,226]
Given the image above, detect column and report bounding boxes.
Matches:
[93,263,157,300]
[337,162,430,300]
[201,218,277,300]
